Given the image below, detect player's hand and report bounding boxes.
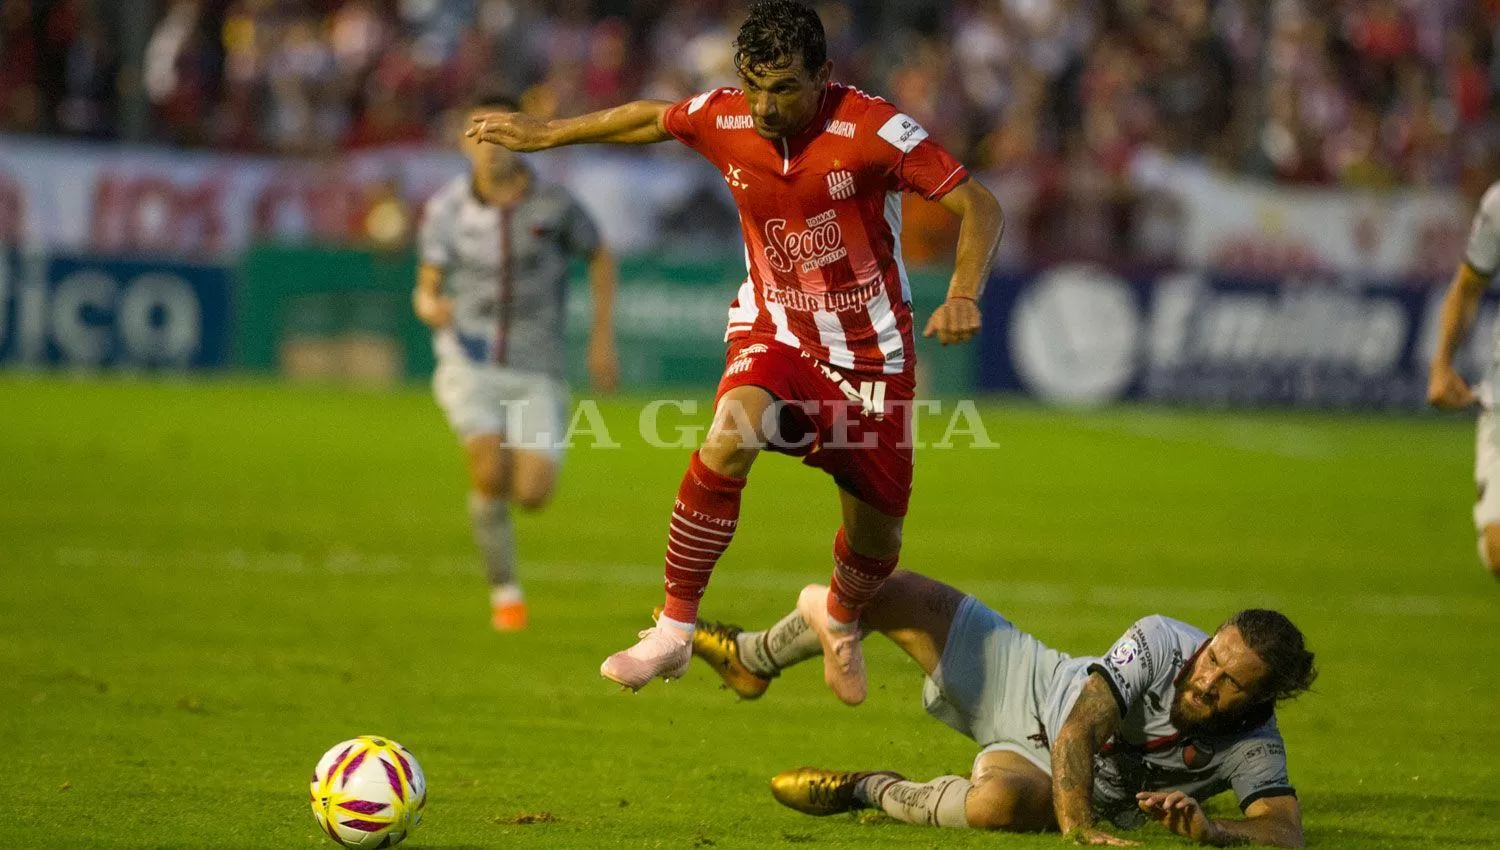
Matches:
[1066,826,1140,846]
[1427,363,1477,410]
[588,334,620,394]
[466,111,553,152]
[414,289,454,330]
[923,296,981,345]
[1136,791,1218,843]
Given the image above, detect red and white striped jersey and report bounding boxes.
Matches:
[664,83,968,376]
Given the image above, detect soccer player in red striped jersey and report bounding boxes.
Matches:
[468,0,1003,702]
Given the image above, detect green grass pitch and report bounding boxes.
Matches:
[2,375,1495,848]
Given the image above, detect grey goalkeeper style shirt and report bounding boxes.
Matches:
[1463,180,1500,404]
[419,172,601,381]
[1040,616,1296,829]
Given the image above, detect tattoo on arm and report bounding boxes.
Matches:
[1051,672,1123,835]
[1211,797,1304,848]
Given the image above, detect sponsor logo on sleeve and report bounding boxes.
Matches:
[725,165,749,190]
[716,114,754,130]
[1110,638,1140,666]
[877,113,929,153]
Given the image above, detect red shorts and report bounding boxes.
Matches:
[714,339,915,517]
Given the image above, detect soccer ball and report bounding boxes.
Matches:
[310,736,427,848]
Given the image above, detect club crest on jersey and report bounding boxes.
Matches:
[1111,638,1140,666]
[826,170,855,201]
[725,165,749,190]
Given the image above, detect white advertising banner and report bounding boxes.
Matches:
[1154,161,1469,280]
[0,135,711,259]
[0,136,1475,277]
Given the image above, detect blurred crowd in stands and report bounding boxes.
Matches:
[3,0,1497,263]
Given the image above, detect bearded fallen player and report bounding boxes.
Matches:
[686,572,1315,847]
[468,0,1003,698]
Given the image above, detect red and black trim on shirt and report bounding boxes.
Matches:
[1237,785,1297,811]
[494,205,514,365]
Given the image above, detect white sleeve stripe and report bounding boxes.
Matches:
[924,166,966,200]
[687,91,714,114]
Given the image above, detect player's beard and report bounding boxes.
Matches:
[1170,687,1249,737]
[1169,688,1211,732]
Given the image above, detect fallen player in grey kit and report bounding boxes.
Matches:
[685,570,1316,847]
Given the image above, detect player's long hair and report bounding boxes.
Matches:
[1228,609,1318,703]
[734,0,827,76]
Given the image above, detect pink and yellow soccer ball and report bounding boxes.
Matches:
[309,736,427,848]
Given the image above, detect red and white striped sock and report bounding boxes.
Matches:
[660,451,746,624]
[827,527,899,626]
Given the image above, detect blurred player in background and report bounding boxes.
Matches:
[687,572,1313,847]
[415,92,619,631]
[468,0,1003,698]
[1428,179,1500,581]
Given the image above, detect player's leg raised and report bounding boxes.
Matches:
[798,491,905,705]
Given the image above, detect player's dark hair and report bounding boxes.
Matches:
[1227,609,1317,703]
[470,90,520,113]
[734,0,827,76]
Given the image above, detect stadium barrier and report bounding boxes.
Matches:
[1,244,974,391]
[9,243,1494,411]
[236,246,977,394]
[0,248,233,369]
[978,263,1497,409]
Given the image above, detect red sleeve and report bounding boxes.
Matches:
[662,89,729,155]
[865,102,968,200]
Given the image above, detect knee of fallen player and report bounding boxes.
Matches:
[1481,526,1500,579]
[868,568,917,605]
[964,773,1048,832]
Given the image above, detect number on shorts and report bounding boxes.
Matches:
[858,380,887,417]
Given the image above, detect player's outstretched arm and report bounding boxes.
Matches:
[924,179,1004,345]
[466,100,674,152]
[1050,672,1139,846]
[1428,261,1488,410]
[1135,791,1303,848]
